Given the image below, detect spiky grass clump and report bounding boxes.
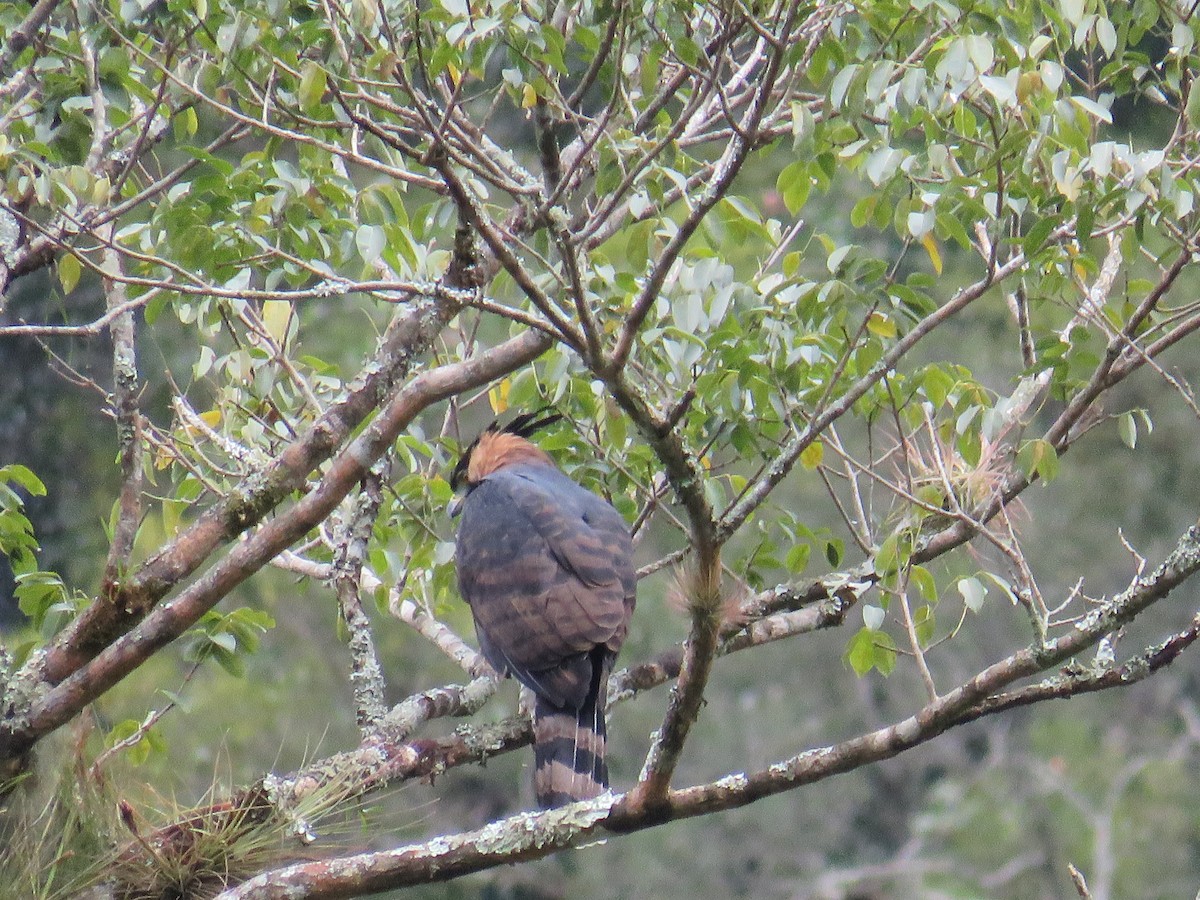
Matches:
[0,762,118,900]
[1,744,369,899]
[98,768,365,899]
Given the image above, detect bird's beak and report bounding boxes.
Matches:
[448,494,464,518]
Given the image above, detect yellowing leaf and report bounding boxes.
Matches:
[920,232,943,274]
[1017,70,1043,104]
[154,444,175,470]
[351,0,376,29]
[375,52,399,81]
[866,312,897,339]
[521,83,538,109]
[799,440,824,470]
[58,253,81,294]
[261,300,293,345]
[92,175,112,205]
[488,378,511,414]
[447,62,462,88]
[199,409,222,427]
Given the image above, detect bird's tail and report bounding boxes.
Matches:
[532,663,608,808]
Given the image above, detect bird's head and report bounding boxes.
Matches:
[448,409,563,515]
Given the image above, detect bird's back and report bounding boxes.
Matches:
[455,457,635,806]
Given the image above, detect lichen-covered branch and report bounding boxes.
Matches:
[214,523,1200,898]
[98,224,142,592]
[333,459,391,735]
[391,596,488,677]
[0,0,62,73]
[0,329,551,765]
[29,287,463,689]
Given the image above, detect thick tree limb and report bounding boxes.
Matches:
[29,288,460,689]
[0,0,61,72]
[0,329,551,764]
[215,523,1200,899]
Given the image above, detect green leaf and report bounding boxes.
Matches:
[107,719,141,746]
[1135,408,1153,437]
[299,61,328,113]
[1187,84,1200,129]
[174,106,198,142]
[208,631,237,653]
[921,365,954,408]
[178,146,234,176]
[356,224,385,266]
[846,627,877,676]
[211,647,246,677]
[776,160,811,215]
[1017,438,1060,482]
[0,465,47,497]
[1069,95,1112,124]
[851,196,875,228]
[875,533,899,576]
[873,631,897,675]
[785,543,811,574]
[15,571,66,622]
[910,565,938,604]
[981,571,1019,604]
[1022,215,1058,257]
[913,604,936,646]
[830,64,860,109]
[1060,0,1085,27]
[1118,411,1137,449]
[230,607,275,631]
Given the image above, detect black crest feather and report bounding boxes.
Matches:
[450,407,563,490]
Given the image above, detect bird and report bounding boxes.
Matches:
[450,410,636,807]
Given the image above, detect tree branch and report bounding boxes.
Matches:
[98,224,143,593]
[0,0,61,72]
[0,329,551,764]
[333,459,391,735]
[29,288,460,689]
[214,522,1200,898]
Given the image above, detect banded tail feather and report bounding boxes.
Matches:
[532,658,609,807]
